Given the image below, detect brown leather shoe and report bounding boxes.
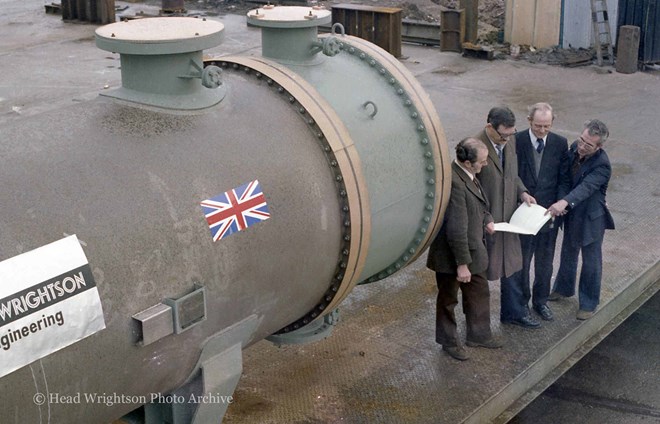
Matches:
[576,309,595,320]
[443,345,469,361]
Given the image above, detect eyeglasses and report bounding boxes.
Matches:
[494,127,517,141]
[577,136,598,150]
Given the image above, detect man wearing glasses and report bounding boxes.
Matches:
[476,106,539,329]
[546,119,615,320]
[512,103,571,323]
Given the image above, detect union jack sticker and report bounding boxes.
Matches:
[200,180,270,242]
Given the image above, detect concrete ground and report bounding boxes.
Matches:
[512,290,660,424]
[1,2,659,423]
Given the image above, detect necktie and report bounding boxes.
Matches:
[473,177,482,195]
[496,145,505,168]
[536,138,544,153]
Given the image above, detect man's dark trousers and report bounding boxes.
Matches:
[554,233,604,312]
[520,225,559,309]
[436,272,492,346]
[501,226,558,321]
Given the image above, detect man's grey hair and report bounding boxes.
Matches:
[528,102,554,121]
[584,119,609,144]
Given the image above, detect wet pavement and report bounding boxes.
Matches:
[1,2,659,423]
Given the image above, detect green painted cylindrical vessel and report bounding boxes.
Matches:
[246,6,451,284]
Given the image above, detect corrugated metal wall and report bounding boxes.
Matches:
[504,0,619,49]
[62,0,115,24]
[618,0,660,63]
[561,0,618,48]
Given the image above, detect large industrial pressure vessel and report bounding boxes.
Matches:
[0,10,448,424]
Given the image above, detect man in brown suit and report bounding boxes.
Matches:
[427,138,502,361]
[476,106,540,329]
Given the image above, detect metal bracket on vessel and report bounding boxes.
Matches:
[142,314,260,424]
[132,283,207,346]
[163,283,207,334]
[266,308,340,346]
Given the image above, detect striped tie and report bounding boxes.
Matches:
[496,145,505,168]
[536,138,544,153]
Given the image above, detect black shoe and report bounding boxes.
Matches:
[534,304,554,321]
[443,345,469,361]
[502,315,541,329]
[466,338,503,349]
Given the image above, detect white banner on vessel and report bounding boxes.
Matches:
[0,235,106,378]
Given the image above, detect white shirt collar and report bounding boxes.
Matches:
[487,136,504,152]
[485,133,500,151]
[529,129,547,145]
[455,159,475,181]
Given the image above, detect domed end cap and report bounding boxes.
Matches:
[95,17,224,55]
[247,6,331,29]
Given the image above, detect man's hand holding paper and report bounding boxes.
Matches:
[493,203,552,235]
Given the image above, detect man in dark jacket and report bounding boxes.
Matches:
[427,138,501,361]
[512,103,571,322]
[546,119,615,320]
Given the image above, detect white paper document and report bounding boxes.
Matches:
[493,203,551,235]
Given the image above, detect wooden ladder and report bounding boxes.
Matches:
[590,0,614,66]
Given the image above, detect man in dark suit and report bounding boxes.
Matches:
[512,103,571,322]
[475,106,539,329]
[547,119,615,320]
[427,138,501,361]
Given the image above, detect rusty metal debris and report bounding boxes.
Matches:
[462,42,495,60]
[519,46,596,67]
